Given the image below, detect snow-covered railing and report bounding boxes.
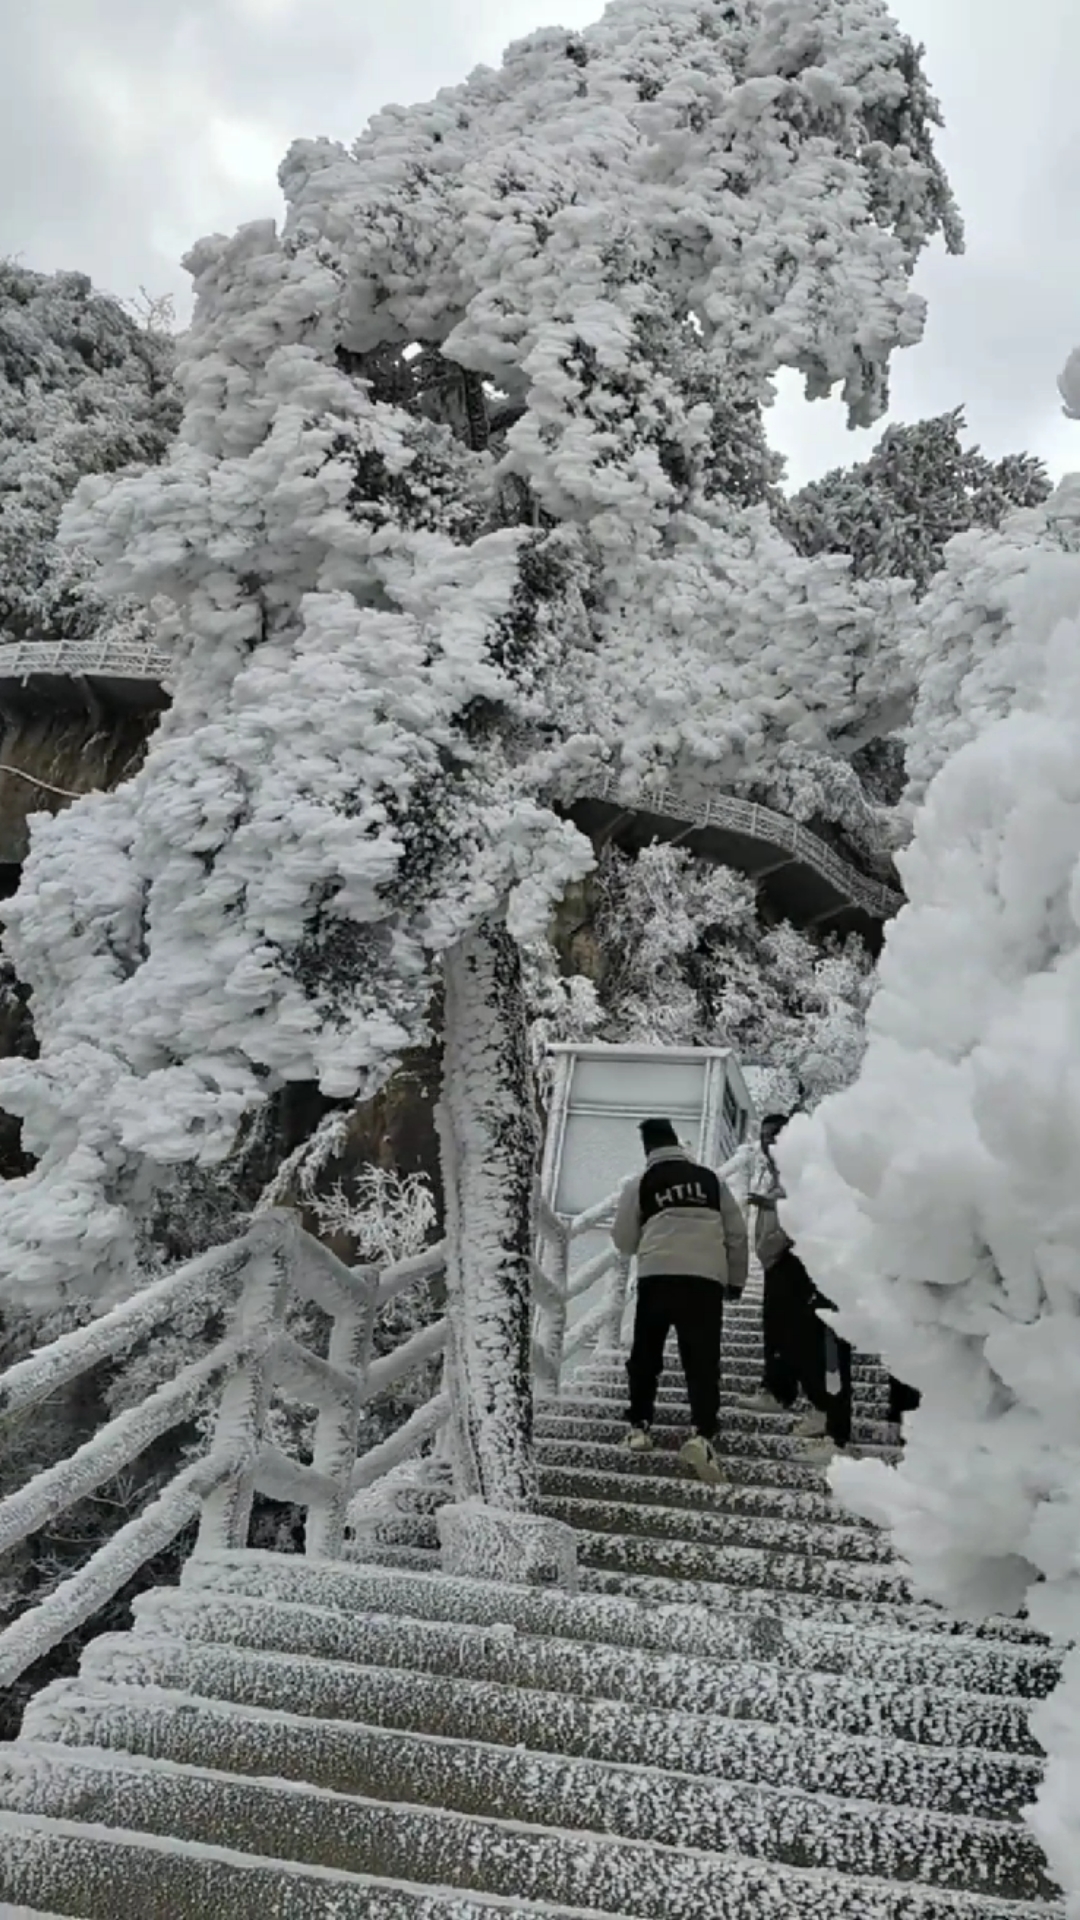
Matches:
[0,1210,448,1688]
[0,638,173,684]
[532,1192,629,1395]
[571,769,904,920]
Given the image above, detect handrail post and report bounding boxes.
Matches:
[305,1276,375,1560]
[533,1210,570,1400]
[197,1219,292,1554]
[600,1254,631,1356]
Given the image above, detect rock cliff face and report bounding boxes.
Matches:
[0,705,160,871]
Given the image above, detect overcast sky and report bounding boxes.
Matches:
[0,0,1075,487]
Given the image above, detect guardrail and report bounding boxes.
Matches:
[0,639,173,683]
[571,770,903,920]
[0,1210,448,1688]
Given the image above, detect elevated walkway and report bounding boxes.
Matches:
[0,641,902,939]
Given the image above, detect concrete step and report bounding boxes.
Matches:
[538,1493,897,1565]
[553,1395,900,1448]
[129,1588,1041,1761]
[0,1738,1059,1913]
[356,1511,915,1604]
[535,1436,884,1495]
[537,1462,882,1528]
[0,1806,641,1920]
[181,1553,1059,1700]
[534,1411,901,1463]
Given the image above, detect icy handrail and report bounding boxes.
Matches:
[0,637,173,683]
[0,1208,450,1685]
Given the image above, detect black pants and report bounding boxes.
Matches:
[888,1376,921,1426]
[626,1274,724,1438]
[763,1251,853,1448]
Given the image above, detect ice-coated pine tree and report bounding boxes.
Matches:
[782,409,1051,598]
[0,0,959,1511]
[778,347,1080,1906]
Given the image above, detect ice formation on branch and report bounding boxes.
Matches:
[0,0,958,1305]
[777,401,1080,1897]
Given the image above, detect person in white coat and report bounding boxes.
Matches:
[612,1116,748,1484]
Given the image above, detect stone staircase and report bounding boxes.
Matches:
[0,1295,1065,1917]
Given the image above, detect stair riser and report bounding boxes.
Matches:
[553,1398,900,1445]
[572,1563,1049,1645]
[537,1466,880,1528]
[535,1437,870,1494]
[382,1485,893,1563]
[353,1515,914,1603]
[1,1741,1054,1912]
[126,1597,1039,1758]
[0,1811,637,1920]
[535,1415,900,1461]
[180,1557,1060,1699]
[538,1496,895,1564]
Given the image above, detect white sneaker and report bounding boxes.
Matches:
[623,1427,654,1454]
[792,1409,828,1439]
[735,1391,786,1414]
[680,1433,725,1485]
[800,1437,840,1469]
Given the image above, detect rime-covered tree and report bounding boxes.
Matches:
[782,409,1050,598]
[0,262,178,654]
[539,843,872,1110]
[898,479,1080,808]
[0,0,959,1509]
[779,355,1080,1906]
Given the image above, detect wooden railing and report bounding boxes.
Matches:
[0,1210,448,1688]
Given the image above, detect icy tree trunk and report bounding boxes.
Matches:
[437,915,540,1513]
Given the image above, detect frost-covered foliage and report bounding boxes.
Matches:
[777,424,1080,1897]
[0,0,957,1309]
[731,740,898,868]
[541,843,872,1110]
[782,409,1050,597]
[899,478,1080,806]
[0,261,178,652]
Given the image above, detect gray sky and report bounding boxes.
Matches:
[0,0,1075,487]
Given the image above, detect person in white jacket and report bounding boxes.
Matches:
[612,1116,748,1484]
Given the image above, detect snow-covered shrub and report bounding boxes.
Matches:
[778,447,1080,1901]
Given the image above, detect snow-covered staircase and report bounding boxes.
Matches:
[0,1294,1064,1917]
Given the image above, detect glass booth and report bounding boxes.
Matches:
[539,1044,755,1361]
